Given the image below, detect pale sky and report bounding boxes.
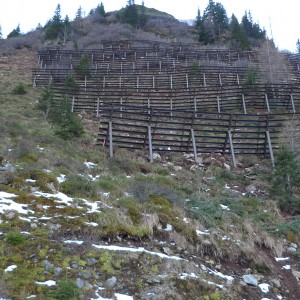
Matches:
[0,0,299,52]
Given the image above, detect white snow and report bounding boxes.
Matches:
[57,174,66,183]
[115,294,134,300]
[35,280,56,286]
[92,244,183,261]
[275,257,289,261]
[84,222,98,227]
[84,161,97,169]
[25,179,36,183]
[0,191,17,199]
[64,240,84,245]
[0,192,34,214]
[196,229,210,236]
[4,265,17,273]
[207,268,234,281]
[163,224,173,231]
[179,272,198,280]
[33,191,73,206]
[259,283,270,293]
[220,204,230,210]
[88,174,100,181]
[282,265,291,270]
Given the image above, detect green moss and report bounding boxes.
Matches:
[5,232,26,246]
[148,194,172,208]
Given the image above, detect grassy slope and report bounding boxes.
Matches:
[0,49,300,299]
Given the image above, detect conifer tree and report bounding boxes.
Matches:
[96,2,106,16]
[139,0,147,28]
[0,25,2,39]
[44,4,64,40]
[7,24,22,38]
[230,14,249,50]
[121,0,138,28]
[296,39,300,54]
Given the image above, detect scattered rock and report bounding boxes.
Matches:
[202,239,212,246]
[271,278,281,288]
[292,269,300,280]
[54,267,63,276]
[80,270,92,279]
[223,163,231,171]
[290,243,298,249]
[242,274,258,286]
[162,247,173,256]
[76,278,84,289]
[287,247,297,254]
[86,258,98,266]
[43,260,53,272]
[153,153,161,160]
[245,185,256,194]
[5,211,16,219]
[106,276,117,288]
[173,165,182,171]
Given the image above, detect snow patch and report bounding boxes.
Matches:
[282,265,291,270]
[57,174,66,183]
[0,192,34,214]
[84,161,97,169]
[275,257,289,261]
[92,244,183,261]
[64,240,84,245]
[259,283,270,293]
[4,265,17,273]
[35,280,56,286]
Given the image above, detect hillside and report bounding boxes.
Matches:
[0,4,300,300]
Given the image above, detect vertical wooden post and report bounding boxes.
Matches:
[71,97,75,112]
[265,93,270,112]
[96,97,100,118]
[290,94,296,113]
[217,96,221,114]
[152,75,155,89]
[170,97,173,116]
[186,73,189,90]
[119,76,122,89]
[190,128,197,161]
[136,75,139,92]
[103,76,106,88]
[159,61,162,72]
[109,121,113,158]
[194,96,197,112]
[228,131,237,168]
[266,131,274,168]
[219,73,222,86]
[148,126,153,163]
[203,73,206,87]
[236,73,240,85]
[170,75,173,90]
[242,94,247,114]
[85,76,87,91]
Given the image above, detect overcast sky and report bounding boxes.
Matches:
[0,0,299,52]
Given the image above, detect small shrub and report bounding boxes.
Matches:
[5,232,26,246]
[75,54,91,79]
[12,83,27,95]
[61,175,98,197]
[47,279,79,300]
[117,197,142,225]
[244,68,257,85]
[49,96,84,139]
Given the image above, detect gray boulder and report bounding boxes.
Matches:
[242,274,258,286]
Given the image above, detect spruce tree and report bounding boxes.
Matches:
[44,4,64,40]
[296,39,300,54]
[230,14,249,50]
[7,24,21,38]
[122,0,138,28]
[96,2,106,16]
